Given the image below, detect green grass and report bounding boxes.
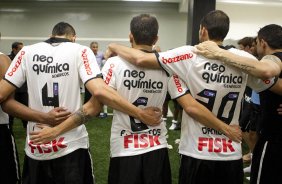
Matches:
[13,115,250,184]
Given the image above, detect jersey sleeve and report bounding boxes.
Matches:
[4,47,27,88]
[78,46,102,84]
[168,74,189,99]
[156,45,195,77]
[101,57,117,89]
[247,74,277,92]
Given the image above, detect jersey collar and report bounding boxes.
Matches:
[45,37,72,44]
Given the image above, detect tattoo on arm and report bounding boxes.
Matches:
[73,107,91,126]
[221,57,257,73]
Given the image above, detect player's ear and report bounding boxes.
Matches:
[129,33,134,44]
[152,36,158,45]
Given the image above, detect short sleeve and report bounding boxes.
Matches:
[78,46,102,84]
[247,74,277,92]
[101,57,117,89]
[5,47,27,88]
[168,74,189,99]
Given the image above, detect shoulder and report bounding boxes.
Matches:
[262,54,281,62]
[0,54,11,76]
[0,53,11,64]
[228,48,256,59]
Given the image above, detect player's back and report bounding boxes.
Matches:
[102,55,169,157]
[157,46,253,160]
[20,41,85,112]
[5,39,101,160]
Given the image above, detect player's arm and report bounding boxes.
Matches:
[195,41,281,80]
[107,43,160,69]
[86,77,162,126]
[30,96,102,144]
[176,94,242,143]
[269,78,282,95]
[2,95,71,126]
[0,54,16,103]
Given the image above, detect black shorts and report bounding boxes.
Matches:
[108,148,171,184]
[240,103,261,132]
[22,148,94,184]
[165,93,171,101]
[0,124,21,184]
[250,135,282,184]
[179,155,243,184]
[84,88,92,103]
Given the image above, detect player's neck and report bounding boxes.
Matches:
[205,39,223,46]
[133,45,153,52]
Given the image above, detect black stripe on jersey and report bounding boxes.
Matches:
[84,73,103,86]
[44,37,72,44]
[272,52,282,78]
[3,77,20,89]
[155,52,170,77]
[171,89,190,100]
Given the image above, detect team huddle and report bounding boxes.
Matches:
[0,9,282,184]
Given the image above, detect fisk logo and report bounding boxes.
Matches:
[161,52,193,64]
[28,137,67,154]
[124,134,160,148]
[198,137,235,153]
[8,51,25,76]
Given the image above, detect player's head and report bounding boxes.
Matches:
[11,42,24,55]
[237,37,255,55]
[199,10,229,43]
[51,22,76,42]
[256,24,282,57]
[130,14,159,46]
[90,41,99,55]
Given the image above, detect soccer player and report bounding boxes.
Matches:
[102,14,172,184]
[196,24,282,184]
[0,22,161,184]
[105,10,275,184]
[0,52,72,184]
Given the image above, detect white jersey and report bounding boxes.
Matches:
[0,52,9,125]
[159,45,276,161]
[102,55,168,157]
[4,39,101,160]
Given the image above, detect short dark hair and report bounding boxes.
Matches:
[130,14,158,46]
[12,42,23,49]
[52,22,76,37]
[258,24,282,49]
[200,10,229,41]
[90,41,98,47]
[237,37,254,48]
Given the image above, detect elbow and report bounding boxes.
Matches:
[183,105,198,118]
[92,87,104,100]
[135,58,146,67]
[0,94,5,104]
[261,70,279,80]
